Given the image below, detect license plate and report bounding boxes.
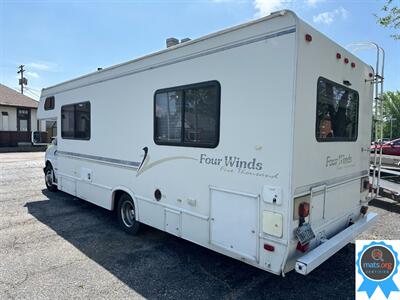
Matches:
[295,223,315,245]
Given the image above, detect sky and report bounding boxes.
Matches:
[0,0,399,100]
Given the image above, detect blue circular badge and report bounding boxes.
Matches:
[357,241,400,298]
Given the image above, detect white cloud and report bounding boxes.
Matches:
[253,0,293,17]
[305,0,325,7]
[313,7,349,25]
[26,71,39,79]
[27,62,57,71]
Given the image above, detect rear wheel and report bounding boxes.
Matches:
[45,164,58,192]
[117,194,140,234]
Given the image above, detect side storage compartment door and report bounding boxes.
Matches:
[59,176,76,196]
[165,209,181,237]
[210,187,259,261]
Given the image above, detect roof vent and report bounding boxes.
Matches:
[180,38,191,43]
[166,37,179,48]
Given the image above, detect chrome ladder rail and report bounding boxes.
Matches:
[347,42,385,199]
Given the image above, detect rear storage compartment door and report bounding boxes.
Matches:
[210,187,259,261]
[310,181,361,229]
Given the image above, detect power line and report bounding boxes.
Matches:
[25,87,40,96]
[24,90,40,99]
[25,87,41,92]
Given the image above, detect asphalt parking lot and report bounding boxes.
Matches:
[1,152,399,299]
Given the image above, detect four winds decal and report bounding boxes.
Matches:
[136,147,198,176]
[136,147,279,179]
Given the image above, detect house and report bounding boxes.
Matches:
[0,83,46,147]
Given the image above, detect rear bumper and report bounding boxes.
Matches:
[295,212,378,275]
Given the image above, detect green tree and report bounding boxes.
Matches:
[376,0,400,39]
[383,91,400,139]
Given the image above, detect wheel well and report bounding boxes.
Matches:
[112,190,128,211]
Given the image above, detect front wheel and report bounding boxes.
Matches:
[117,194,140,234]
[44,165,58,192]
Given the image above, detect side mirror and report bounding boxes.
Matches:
[32,131,42,144]
[31,131,49,145]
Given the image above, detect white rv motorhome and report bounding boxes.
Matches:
[35,10,378,276]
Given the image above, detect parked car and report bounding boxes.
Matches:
[371,138,390,145]
[371,138,400,156]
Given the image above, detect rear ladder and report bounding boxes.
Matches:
[347,42,385,199]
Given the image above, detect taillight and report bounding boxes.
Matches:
[299,202,310,218]
[296,242,309,253]
[361,176,369,193]
[360,206,368,215]
[293,195,310,220]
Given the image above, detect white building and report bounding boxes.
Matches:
[0,83,45,147]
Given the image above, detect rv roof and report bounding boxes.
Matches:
[41,10,291,93]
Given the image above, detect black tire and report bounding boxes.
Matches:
[44,164,58,192]
[117,194,140,234]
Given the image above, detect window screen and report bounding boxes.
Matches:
[316,77,359,142]
[61,102,90,140]
[154,81,220,148]
[44,96,55,110]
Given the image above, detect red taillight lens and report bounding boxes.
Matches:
[336,53,341,59]
[361,176,369,193]
[264,244,275,252]
[360,206,368,215]
[299,202,310,218]
[351,62,356,68]
[296,242,309,253]
[305,34,312,42]
[344,58,349,64]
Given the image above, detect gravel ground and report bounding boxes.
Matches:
[1,152,399,300]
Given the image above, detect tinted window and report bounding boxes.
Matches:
[61,102,90,140]
[154,81,220,148]
[44,96,55,110]
[316,77,359,142]
[155,91,183,143]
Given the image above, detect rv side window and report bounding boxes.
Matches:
[61,102,90,140]
[154,81,220,148]
[316,77,359,142]
[44,96,55,110]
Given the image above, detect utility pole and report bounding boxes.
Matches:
[17,65,28,94]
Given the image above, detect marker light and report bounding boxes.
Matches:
[351,62,356,68]
[369,73,373,78]
[264,244,275,252]
[344,58,349,64]
[305,34,312,42]
[336,53,341,59]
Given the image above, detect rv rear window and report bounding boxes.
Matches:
[44,96,55,110]
[154,81,220,148]
[316,77,359,142]
[61,102,90,140]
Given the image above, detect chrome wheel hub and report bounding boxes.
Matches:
[45,169,53,186]
[121,201,135,228]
